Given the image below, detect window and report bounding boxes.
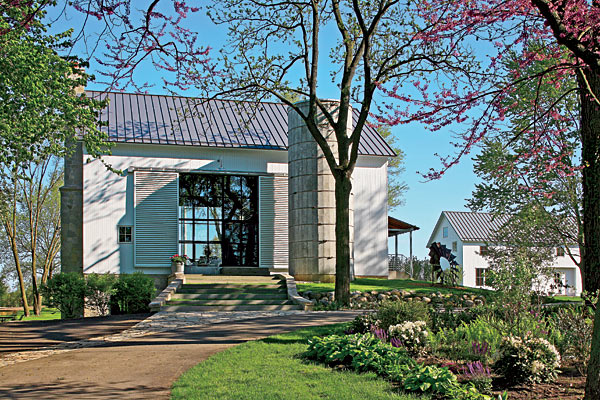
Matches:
[479,246,489,256]
[442,227,448,238]
[556,247,565,257]
[452,241,457,252]
[118,226,132,243]
[475,268,486,286]
[179,174,259,266]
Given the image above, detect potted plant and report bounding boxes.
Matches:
[170,254,189,274]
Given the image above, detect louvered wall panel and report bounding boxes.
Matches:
[134,171,179,267]
[259,175,289,268]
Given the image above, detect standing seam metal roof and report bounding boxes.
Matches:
[443,211,510,242]
[88,91,396,156]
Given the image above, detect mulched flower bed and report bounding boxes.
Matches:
[492,361,585,400]
[418,356,585,400]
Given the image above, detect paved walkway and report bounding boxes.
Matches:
[0,311,360,399]
[0,314,151,354]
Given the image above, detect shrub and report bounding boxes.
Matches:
[549,305,592,374]
[495,336,561,384]
[41,272,86,319]
[375,300,431,331]
[430,316,502,363]
[110,273,156,314]
[86,273,117,316]
[388,320,429,356]
[429,305,491,333]
[346,313,377,334]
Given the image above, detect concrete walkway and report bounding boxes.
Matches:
[0,311,360,399]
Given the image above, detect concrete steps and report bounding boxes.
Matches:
[162,275,302,312]
[161,304,300,312]
[172,293,289,300]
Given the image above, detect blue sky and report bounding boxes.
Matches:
[48,3,479,259]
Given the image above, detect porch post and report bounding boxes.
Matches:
[409,230,413,277]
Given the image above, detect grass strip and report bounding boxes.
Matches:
[15,307,60,321]
[297,278,492,298]
[171,323,429,400]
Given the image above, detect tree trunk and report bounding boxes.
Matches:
[10,237,29,317]
[334,172,352,306]
[579,68,600,400]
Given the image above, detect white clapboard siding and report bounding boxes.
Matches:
[259,175,289,268]
[134,171,179,268]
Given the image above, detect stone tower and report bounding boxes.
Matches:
[288,100,354,282]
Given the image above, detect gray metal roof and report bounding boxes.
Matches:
[443,211,510,242]
[87,91,395,156]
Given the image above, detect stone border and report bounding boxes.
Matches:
[149,278,183,311]
[275,273,315,311]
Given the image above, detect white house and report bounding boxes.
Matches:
[427,211,582,296]
[60,92,394,289]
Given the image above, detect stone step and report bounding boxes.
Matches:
[181,283,285,290]
[184,275,281,284]
[166,299,294,306]
[220,267,271,276]
[160,304,301,312]
[172,293,289,300]
[177,287,287,295]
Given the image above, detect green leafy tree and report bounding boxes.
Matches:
[469,45,584,290]
[0,5,109,316]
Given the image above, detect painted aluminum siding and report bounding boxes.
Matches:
[133,171,179,269]
[258,175,289,268]
[353,158,389,277]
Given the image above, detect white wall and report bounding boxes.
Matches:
[462,243,582,296]
[83,143,389,277]
[353,157,389,277]
[83,143,288,275]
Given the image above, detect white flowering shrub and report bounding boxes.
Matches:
[389,320,429,356]
[494,336,561,384]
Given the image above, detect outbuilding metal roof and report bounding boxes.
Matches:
[87,91,395,157]
[442,211,510,242]
[388,216,419,237]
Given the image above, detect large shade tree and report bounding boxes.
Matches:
[0,2,109,315]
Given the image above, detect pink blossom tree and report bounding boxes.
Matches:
[375,2,599,397]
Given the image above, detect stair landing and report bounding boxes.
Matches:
[161,275,302,312]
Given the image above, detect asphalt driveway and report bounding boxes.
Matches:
[0,311,360,399]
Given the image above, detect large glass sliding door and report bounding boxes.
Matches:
[179,173,259,266]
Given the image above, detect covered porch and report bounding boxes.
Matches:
[388,216,420,279]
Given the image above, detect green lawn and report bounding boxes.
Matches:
[15,307,61,321]
[297,278,493,298]
[171,323,429,400]
[545,295,584,303]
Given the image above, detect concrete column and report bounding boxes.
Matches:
[288,100,354,282]
[60,141,84,275]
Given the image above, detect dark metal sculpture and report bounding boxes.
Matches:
[428,242,460,285]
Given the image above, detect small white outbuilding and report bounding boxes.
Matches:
[427,211,582,296]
